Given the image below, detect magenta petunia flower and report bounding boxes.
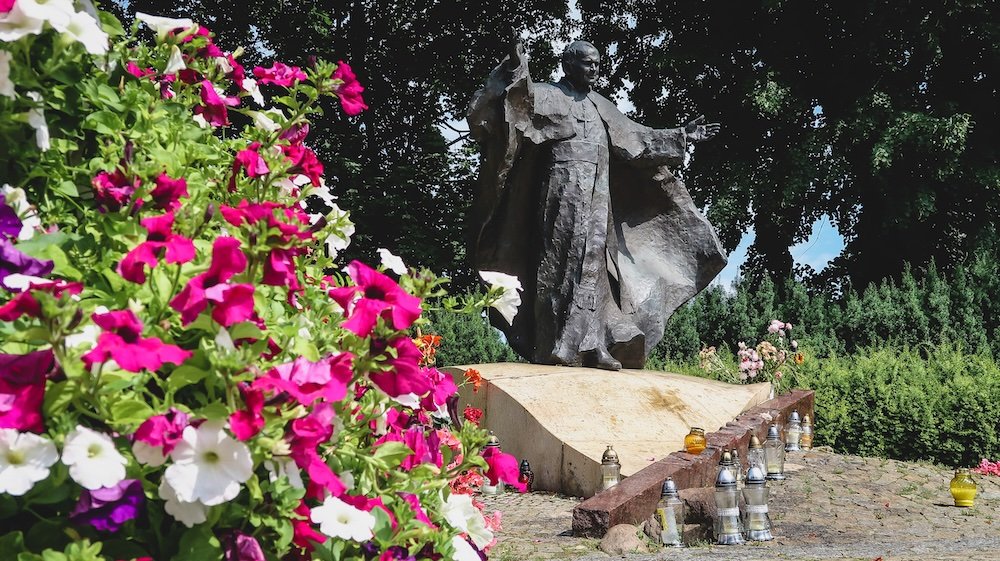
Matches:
[252,62,307,87]
[118,212,196,284]
[252,353,353,406]
[69,479,145,533]
[149,173,189,211]
[419,366,459,414]
[228,142,270,191]
[133,408,189,454]
[0,1,15,13]
[399,492,436,528]
[125,61,156,79]
[289,401,335,450]
[169,237,255,327]
[280,122,309,145]
[292,501,326,551]
[332,61,368,116]
[294,447,346,499]
[369,337,432,403]
[482,446,527,492]
[0,238,53,290]
[279,144,324,186]
[0,349,55,433]
[0,278,82,321]
[328,261,422,338]
[219,200,311,242]
[193,80,239,127]
[81,309,192,373]
[262,246,303,292]
[91,169,140,212]
[222,530,266,561]
[229,383,265,441]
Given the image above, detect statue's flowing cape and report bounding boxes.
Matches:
[467,55,727,368]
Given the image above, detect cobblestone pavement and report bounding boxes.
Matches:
[481,448,1000,561]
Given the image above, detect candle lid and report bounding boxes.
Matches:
[602,445,620,465]
[715,467,737,488]
[661,477,679,498]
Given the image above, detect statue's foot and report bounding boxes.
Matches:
[586,347,622,371]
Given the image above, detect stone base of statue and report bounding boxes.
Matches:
[442,364,770,497]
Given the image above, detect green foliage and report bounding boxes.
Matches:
[421,302,519,367]
[798,345,1000,467]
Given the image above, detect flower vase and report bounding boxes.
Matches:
[768,382,776,400]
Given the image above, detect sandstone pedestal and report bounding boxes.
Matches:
[441,363,771,497]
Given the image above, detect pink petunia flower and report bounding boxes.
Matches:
[193,80,239,127]
[219,200,311,243]
[252,353,353,406]
[229,383,265,441]
[252,62,307,87]
[332,61,368,115]
[262,246,303,292]
[0,278,82,321]
[399,492,436,528]
[118,212,195,284]
[279,144,324,186]
[228,142,270,191]
[125,61,156,79]
[169,237,256,327]
[482,446,527,492]
[328,261,422,338]
[133,408,189,455]
[368,337,432,404]
[0,349,55,433]
[149,173,189,211]
[92,169,139,212]
[81,310,192,373]
[419,366,459,414]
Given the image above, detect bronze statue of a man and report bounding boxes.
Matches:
[467,41,726,370]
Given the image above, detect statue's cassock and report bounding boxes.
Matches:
[468,51,726,369]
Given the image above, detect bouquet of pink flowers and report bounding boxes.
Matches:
[699,320,805,392]
[0,3,523,560]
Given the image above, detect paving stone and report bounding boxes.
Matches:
[484,448,1000,560]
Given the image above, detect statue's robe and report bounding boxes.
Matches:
[467,55,726,369]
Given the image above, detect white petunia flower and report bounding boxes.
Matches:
[0,429,58,496]
[0,0,74,42]
[249,108,282,132]
[164,44,186,74]
[451,536,481,561]
[63,305,107,349]
[242,77,264,106]
[310,495,376,542]
[1,273,47,292]
[25,91,49,151]
[277,173,310,197]
[214,327,236,352]
[377,248,407,275]
[264,456,304,489]
[135,11,194,40]
[131,440,167,467]
[192,113,210,128]
[307,177,336,207]
[441,493,493,549]
[324,203,354,258]
[2,184,40,240]
[0,50,14,98]
[62,425,127,490]
[62,9,107,55]
[165,421,252,506]
[158,477,208,528]
[479,270,523,326]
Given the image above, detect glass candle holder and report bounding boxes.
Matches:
[742,466,774,541]
[785,410,802,452]
[600,445,621,491]
[764,424,786,480]
[747,433,766,472]
[800,414,814,450]
[714,469,744,545]
[950,469,977,507]
[656,477,686,547]
[684,427,707,454]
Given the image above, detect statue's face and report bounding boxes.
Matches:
[564,46,600,90]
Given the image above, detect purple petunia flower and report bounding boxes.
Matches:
[0,193,22,240]
[222,531,266,561]
[0,238,53,290]
[69,479,145,532]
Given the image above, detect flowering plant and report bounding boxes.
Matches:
[0,3,522,560]
[972,459,1000,476]
[699,319,804,392]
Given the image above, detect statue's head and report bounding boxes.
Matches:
[561,40,600,92]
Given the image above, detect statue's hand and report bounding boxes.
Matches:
[504,41,526,71]
[684,115,721,143]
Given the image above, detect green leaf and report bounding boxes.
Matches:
[373,441,413,468]
[83,111,124,136]
[167,365,208,392]
[172,525,222,561]
[53,181,79,198]
[197,402,230,421]
[111,398,154,427]
[228,322,264,342]
[291,338,319,362]
[0,531,26,557]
